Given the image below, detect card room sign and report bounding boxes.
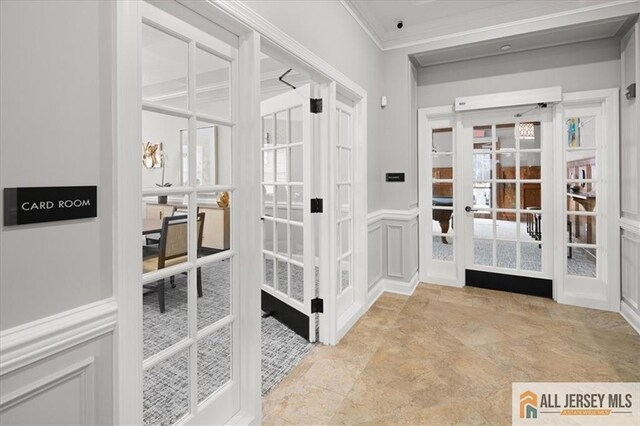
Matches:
[3,186,97,226]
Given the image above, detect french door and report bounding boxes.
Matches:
[461,110,554,296]
[260,85,317,341]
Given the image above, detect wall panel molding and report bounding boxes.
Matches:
[0,299,117,376]
[367,224,383,287]
[386,224,405,278]
[0,358,94,421]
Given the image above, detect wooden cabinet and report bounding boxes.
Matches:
[200,206,230,250]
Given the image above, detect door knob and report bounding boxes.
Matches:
[465,206,477,212]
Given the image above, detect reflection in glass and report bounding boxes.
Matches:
[144,349,189,426]
[496,152,515,180]
[474,239,493,266]
[432,128,453,153]
[290,106,303,143]
[473,211,492,239]
[519,152,541,179]
[197,259,231,331]
[519,122,541,150]
[142,111,188,190]
[473,125,492,146]
[521,183,541,210]
[340,256,352,292]
[196,47,230,119]
[141,24,188,110]
[197,325,232,404]
[497,182,516,209]
[432,154,453,179]
[290,263,304,302]
[520,243,542,272]
[472,153,492,180]
[432,208,453,239]
[496,241,516,269]
[496,123,515,150]
[567,247,596,277]
[567,214,596,245]
[432,236,454,261]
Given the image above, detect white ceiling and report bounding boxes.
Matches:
[412,16,629,67]
[343,0,629,50]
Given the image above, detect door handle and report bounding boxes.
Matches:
[465,206,478,212]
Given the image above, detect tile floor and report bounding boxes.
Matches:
[263,283,640,425]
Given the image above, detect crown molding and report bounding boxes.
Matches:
[339,0,384,51]
[213,1,366,99]
[341,0,639,52]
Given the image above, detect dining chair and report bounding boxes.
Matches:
[142,212,205,313]
[145,204,176,246]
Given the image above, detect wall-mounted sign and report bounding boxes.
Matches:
[385,172,405,182]
[3,186,97,226]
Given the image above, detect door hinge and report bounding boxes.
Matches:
[311,198,323,213]
[310,98,323,114]
[311,297,324,313]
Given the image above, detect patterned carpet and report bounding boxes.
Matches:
[142,259,314,426]
[432,218,596,276]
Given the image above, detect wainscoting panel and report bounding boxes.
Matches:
[621,228,640,317]
[0,299,116,425]
[386,225,404,278]
[0,358,94,425]
[367,209,420,297]
[367,224,383,289]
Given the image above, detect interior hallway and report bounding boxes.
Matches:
[263,284,640,425]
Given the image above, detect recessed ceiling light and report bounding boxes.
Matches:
[500,44,512,51]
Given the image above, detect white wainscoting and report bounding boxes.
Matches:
[621,223,640,334]
[620,21,640,335]
[367,209,420,303]
[0,299,117,425]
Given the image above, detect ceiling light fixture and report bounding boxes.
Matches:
[500,44,512,51]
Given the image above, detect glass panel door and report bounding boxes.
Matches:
[335,101,355,319]
[463,114,550,279]
[140,3,239,424]
[260,85,315,340]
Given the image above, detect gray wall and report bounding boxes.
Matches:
[417,38,622,107]
[0,1,114,329]
[244,0,385,212]
[0,1,114,424]
[381,37,623,211]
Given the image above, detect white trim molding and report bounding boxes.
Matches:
[0,299,117,376]
[367,208,418,225]
[341,0,639,51]
[621,302,640,335]
[0,358,95,419]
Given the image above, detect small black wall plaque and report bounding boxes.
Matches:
[4,186,97,226]
[385,172,405,182]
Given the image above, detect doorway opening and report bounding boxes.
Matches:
[258,52,319,396]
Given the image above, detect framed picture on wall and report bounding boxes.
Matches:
[180,125,218,186]
[567,118,580,148]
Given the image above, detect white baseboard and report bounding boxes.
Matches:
[382,272,420,296]
[367,281,385,309]
[0,298,118,376]
[366,272,420,310]
[621,301,640,336]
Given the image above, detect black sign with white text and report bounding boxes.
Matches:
[3,186,97,226]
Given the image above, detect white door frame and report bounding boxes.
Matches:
[553,89,620,312]
[418,88,620,313]
[115,2,369,424]
[216,3,369,345]
[114,1,261,424]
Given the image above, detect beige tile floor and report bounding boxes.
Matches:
[263,283,640,425]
